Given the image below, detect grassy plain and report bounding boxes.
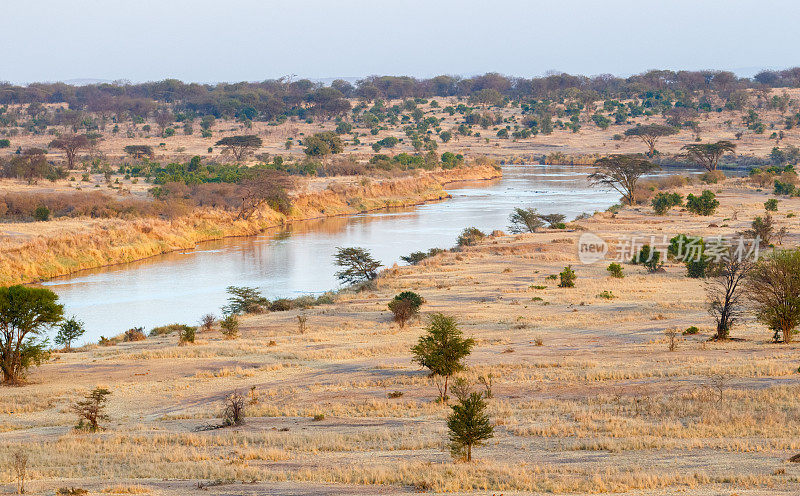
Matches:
[1,177,799,495]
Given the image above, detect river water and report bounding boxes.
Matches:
[43,164,626,343]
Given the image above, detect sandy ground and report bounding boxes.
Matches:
[1,177,799,495]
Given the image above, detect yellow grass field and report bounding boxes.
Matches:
[2,177,799,495]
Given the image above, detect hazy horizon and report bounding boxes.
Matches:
[2,0,799,85]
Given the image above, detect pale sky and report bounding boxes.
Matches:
[2,0,799,84]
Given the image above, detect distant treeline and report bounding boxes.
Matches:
[2,69,800,122]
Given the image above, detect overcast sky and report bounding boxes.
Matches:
[2,0,799,84]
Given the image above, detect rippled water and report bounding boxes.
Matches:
[43,164,627,342]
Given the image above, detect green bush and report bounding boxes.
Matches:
[632,245,662,272]
[686,190,719,216]
[683,326,700,335]
[388,291,425,327]
[33,205,50,222]
[764,198,779,211]
[178,326,196,345]
[558,266,576,288]
[651,192,683,215]
[220,315,240,339]
[607,263,624,278]
[0,139,10,148]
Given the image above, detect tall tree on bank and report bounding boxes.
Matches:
[333,247,382,285]
[747,249,800,343]
[0,286,63,384]
[624,124,678,156]
[589,155,659,205]
[682,141,737,171]
[411,313,474,401]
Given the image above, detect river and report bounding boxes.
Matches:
[43,164,628,343]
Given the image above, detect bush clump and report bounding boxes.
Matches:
[388,291,425,327]
[558,266,576,288]
[651,192,682,215]
[457,227,486,247]
[686,190,719,216]
[607,262,624,278]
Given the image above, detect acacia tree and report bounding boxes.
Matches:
[589,155,659,205]
[215,135,263,162]
[0,285,63,384]
[49,134,90,170]
[747,249,800,343]
[333,247,382,284]
[123,145,155,160]
[682,141,737,171]
[411,313,474,401]
[236,169,294,220]
[624,124,678,156]
[706,248,753,340]
[508,207,544,233]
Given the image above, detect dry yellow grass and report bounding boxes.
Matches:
[1,178,799,495]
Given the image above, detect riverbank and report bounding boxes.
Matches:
[0,164,501,285]
[3,177,800,495]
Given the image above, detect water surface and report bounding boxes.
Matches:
[44,164,626,342]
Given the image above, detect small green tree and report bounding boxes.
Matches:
[508,207,544,233]
[558,266,577,287]
[607,263,624,278]
[686,190,719,216]
[411,314,474,401]
[33,205,50,222]
[764,199,779,212]
[55,316,85,351]
[388,291,424,328]
[447,386,494,462]
[333,247,381,285]
[456,227,485,247]
[220,315,240,339]
[0,285,63,384]
[72,387,111,431]
[632,245,663,273]
[303,132,343,157]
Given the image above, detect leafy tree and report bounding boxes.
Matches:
[743,214,775,246]
[508,207,544,233]
[123,145,154,159]
[538,213,566,228]
[223,286,268,315]
[33,205,50,222]
[0,285,63,384]
[447,385,493,462]
[607,263,624,278]
[220,315,240,339]
[333,247,381,284]
[558,266,577,287]
[236,169,295,219]
[589,155,659,205]
[624,124,678,156]
[303,132,343,157]
[49,134,90,169]
[764,199,779,212]
[651,192,683,215]
[72,387,111,431]
[388,291,424,328]
[215,135,263,162]
[632,245,663,273]
[55,316,85,351]
[682,141,736,171]
[411,314,474,401]
[748,249,800,343]
[686,190,719,216]
[707,247,753,340]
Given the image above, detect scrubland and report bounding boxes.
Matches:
[1,176,799,495]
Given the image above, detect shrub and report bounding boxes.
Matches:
[178,326,196,345]
[200,313,215,332]
[538,213,566,229]
[683,326,700,335]
[388,291,424,327]
[72,387,111,431]
[508,207,544,233]
[220,315,240,339]
[607,263,624,278]
[269,298,293,312]
[457,227,485,247]
[0,139,10,148]
[700,170,726,184]
[686,257,711,278]
[651,192,683,215]
[558,266,576,288]
[33,205,50,221]
[774,179,798,196]
[401,248,445,265]
[764,198,779,211]
[222,391,245,426]
[297,315,308,334]
[596,290,615,299]
[632,245,663,272]
[686,190,719,215]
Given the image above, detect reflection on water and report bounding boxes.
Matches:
[43,164,627,342]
